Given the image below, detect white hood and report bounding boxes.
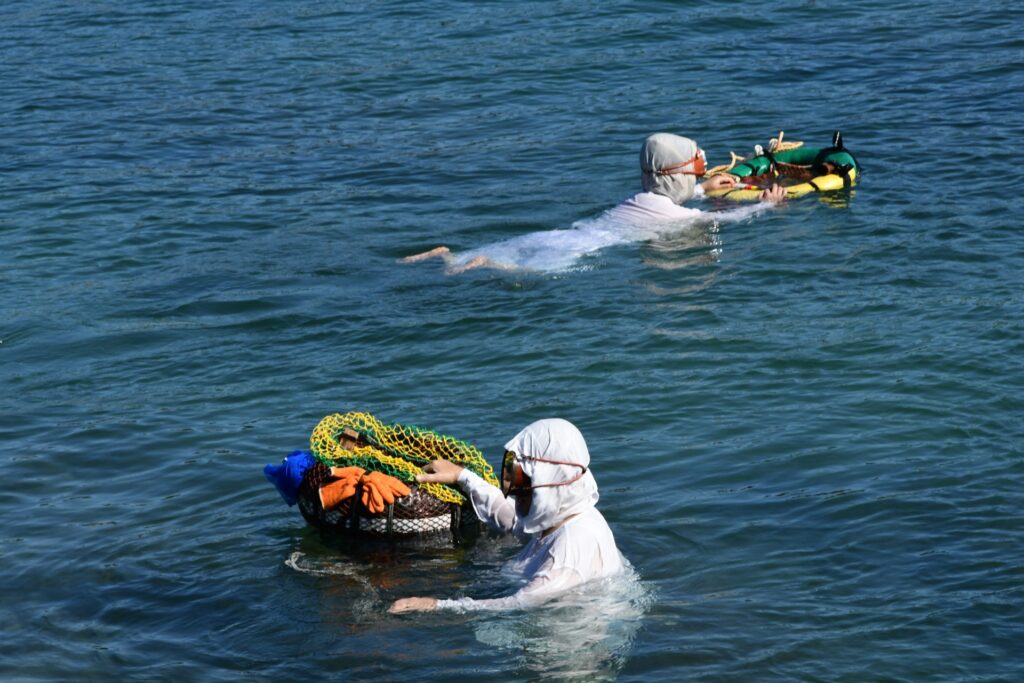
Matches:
[504,418,600,535]
[640,133,700,205]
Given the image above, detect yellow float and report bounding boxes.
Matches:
[705,131,860,201]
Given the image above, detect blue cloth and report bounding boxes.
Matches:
[264,450,315,506]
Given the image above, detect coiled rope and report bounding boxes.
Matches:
[705,131,804,177]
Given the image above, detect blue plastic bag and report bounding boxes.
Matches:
[264,450,315,506]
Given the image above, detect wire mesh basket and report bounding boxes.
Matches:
[296,461,477,537]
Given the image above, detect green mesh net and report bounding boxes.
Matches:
[310,412,498,505]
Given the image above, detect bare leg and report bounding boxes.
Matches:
[445,255,520,275]
[400,246,450,263]
[402,247,516,274]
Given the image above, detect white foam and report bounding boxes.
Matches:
[449,202,769,274]
[453,224,629,273]
[285,551,363,578]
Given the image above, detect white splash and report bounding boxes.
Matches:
[285,551,364,578]
[449,202,770,274]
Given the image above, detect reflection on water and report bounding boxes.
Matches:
[641,221,722,273]
[285,550,387,627]
[818,190,856,208]
[284,532,478,626]
[286,537,649,680]
[473,570,651,682]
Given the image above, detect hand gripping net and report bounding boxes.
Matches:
[309,411,499,505]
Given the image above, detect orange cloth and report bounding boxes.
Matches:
[329,466,366,479]
[318,466,364,510]
[360,470,412,514]
[317,467,411,514]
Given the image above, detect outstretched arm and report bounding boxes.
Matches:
[415,458,463,484]
[702,175,787,203]
[417,460,517,533]
[390,566,586,614]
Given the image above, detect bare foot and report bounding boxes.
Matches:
[400,246,450,263]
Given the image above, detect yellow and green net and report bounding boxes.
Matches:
[310,411,499,505]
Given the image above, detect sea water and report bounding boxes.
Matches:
[2,1,1023,680]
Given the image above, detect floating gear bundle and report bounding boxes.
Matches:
[317,466,412,514]
[272,411,499,538]
[705,131,861,201]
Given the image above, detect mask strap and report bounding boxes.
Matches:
[516,455,587,490]
[529,466,587,489]
[655,150,706,177]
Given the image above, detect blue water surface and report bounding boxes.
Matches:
[2,1,1023,680]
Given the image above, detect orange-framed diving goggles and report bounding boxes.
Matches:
[655,148,706,177]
